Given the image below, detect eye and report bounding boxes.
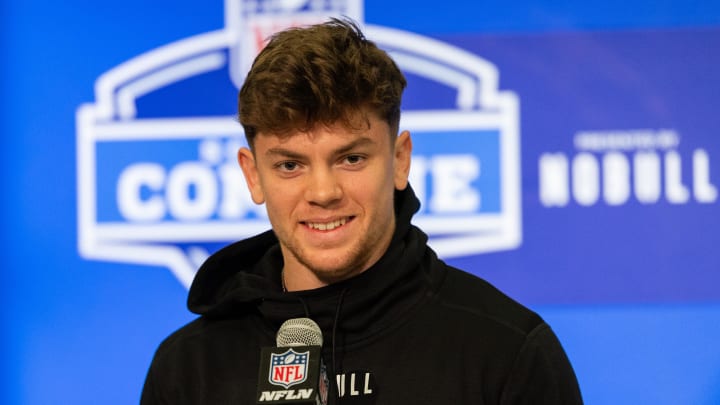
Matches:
[276,161,299,172]
[344,154,365,165]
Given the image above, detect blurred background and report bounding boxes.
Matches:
[2,0,719,403]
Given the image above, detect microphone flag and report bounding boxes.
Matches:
[257,345,324,403]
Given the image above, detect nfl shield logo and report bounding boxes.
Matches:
[269,349,310,388]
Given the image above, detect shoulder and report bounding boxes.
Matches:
[142,315,273,404]
[147,317,211,371]
[150,315,270,367]
[152,317,207,357]
[433,265,545,338]
[430,266,583,403]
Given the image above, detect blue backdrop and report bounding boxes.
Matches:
[2,1,720,404]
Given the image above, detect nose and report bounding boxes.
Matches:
[304,166,343,206]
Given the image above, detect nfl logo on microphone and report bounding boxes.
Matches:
[270,349,309,388]
[257,345,323,403]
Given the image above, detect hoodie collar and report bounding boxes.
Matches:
[187,185,441,344]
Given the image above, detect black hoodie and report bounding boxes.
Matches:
[141,187,583,405]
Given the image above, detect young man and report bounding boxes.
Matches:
[141,19,583,404]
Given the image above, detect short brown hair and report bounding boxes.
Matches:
[238,18,406,145]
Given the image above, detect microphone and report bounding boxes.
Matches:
[257,318,329,404]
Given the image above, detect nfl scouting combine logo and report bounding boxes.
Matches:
[76,0,522,288]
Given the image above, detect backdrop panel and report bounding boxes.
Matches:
[2,1,719,404]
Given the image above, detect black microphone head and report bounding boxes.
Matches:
[276,318,323,347]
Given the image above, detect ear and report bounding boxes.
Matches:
[237,147,265,204]
[393,130,413,190]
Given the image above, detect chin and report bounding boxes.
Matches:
[307,259,362,284]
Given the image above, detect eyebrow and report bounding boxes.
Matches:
[265,137,375,159]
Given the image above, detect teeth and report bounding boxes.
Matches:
[307,218,347,231]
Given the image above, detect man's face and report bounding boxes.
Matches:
[238,113,412,289]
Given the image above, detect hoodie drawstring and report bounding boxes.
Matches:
[288,287,348,404]
[296,296,311,319]
[329,287,348,405]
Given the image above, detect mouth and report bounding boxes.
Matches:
[302,217,353,231]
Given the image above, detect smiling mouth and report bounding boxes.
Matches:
[304,217,352,231]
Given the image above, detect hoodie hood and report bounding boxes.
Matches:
[187,185,443,344]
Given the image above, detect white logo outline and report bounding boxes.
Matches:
[76,0,521,288]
